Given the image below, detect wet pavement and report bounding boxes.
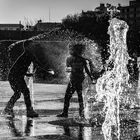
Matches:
[0,81,140,140]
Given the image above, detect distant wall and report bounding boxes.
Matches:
[0,30,44,40]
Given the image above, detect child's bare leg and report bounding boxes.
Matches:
[57,82,75,117]
[21,81,38,118]
[5,91,21,110]
[4,79,21,117]
[4,91,21,117]
[77,90,84,118]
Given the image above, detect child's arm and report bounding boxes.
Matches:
[85,65,97,84]
[65,57,72,80]
[31,53,55,75]
[84,63,94,81]
[65,57,72,73]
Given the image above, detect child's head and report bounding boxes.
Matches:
[69,42,85,56]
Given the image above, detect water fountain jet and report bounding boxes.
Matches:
[95,18,129,140]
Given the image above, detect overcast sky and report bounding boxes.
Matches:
[0,0,130,25]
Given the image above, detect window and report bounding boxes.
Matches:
[9,27,13,30]
[136,7,140,12]
[136,13,140,17]
[129,13,134,18]
[4,27,8,30]
[125,9,127,13]
[129,8,134,12]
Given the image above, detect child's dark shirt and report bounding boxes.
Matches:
[66,55,87,81]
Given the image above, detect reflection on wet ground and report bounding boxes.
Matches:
[1,112,140,140]
[0,81,140,140]
[7,117,33,137]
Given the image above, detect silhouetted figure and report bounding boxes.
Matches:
[3,40,38,118]
[57,43,94,118]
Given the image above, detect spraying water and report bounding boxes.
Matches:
[137,57,140,107]
[24,62,35,135]
[95,18,129,140]
[25,62,34,107]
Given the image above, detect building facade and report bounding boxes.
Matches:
[94,3,107,13]
[119,0,140,30]
[34,20,61,31]
[0,23,24,31]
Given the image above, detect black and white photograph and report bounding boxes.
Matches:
[0,0,140,140]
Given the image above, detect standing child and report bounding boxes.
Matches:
[57,43,94,118]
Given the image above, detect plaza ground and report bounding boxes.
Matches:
[0,81,140,140]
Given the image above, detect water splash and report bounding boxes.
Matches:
[95,18,129,140]
[137,57,140,107]
[8,28,102,84]
[82,39,103,121]
[25,62,34,107]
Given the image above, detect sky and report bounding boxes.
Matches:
[0,0,130,25]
